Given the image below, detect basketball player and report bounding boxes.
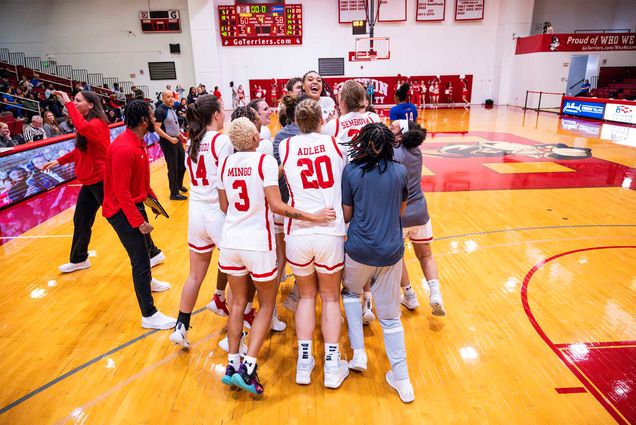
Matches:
[280,98,350,388]
[341,122,414,403]
[248,99,273,141]
[301,71,336,123]
[219,117,335,395]
[168,95,234,348]
[321,80,381,323]
[390,84,418,121]
[390,119,445,316]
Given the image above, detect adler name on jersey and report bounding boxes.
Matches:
[227,167,252,177]
[298,145,326,156]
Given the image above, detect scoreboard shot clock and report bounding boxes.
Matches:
[218,4,303,46]
[140,10,181,33]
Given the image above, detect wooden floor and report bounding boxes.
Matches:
[1,106,635,424]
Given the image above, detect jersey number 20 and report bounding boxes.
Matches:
[298,155,334,189]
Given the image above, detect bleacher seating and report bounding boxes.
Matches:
[590,67,636,100]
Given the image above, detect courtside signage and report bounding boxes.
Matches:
[561,100,605,120]
[603,103,636,125]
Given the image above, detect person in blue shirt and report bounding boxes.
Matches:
[341,122,415,403]
[366,81,374,105]
[580,79,591,97]
[389,83,417,121]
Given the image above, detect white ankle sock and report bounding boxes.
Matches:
[428,279,440,294]
[244,302,253,314]
[363,291,372,301]
[243,355,257,374]
[324,343,339,367]
[228,353,240,369]
[403,284,414,295]
[298,339,312,362]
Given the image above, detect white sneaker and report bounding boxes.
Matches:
[150,251,165,268]
[362,299,375,324]
[401,291,420,310]
[271,308,287,332]
[58,260,91,273]
[348,350,368,372]
[386,371,415,403]
[429,292,446,316]
[141,311,176,330]
[283,290,299,312]
[296,357,315,385]
[150,277,171,292]
[218,332,248,357]
[324,360,350,389]
[169,322,190,350]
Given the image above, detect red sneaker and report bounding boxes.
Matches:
[206,294,229,317]
[243,308,256,329]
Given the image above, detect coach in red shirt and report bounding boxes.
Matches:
[103,100,176,330]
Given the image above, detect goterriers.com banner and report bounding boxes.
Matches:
[516,33,636,54]
[248,74,473,106]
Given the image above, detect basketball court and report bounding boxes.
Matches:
[0,1,635,424]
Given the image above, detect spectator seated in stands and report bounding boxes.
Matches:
[30,74,43,88]
[1,88,24,118]
[580,79,591,96]
[23,115,47,142]
[131,86,145,100]
[0,122,25,147]
[0,77,9,92]
[45,84,55,99]
[20,76,33,92]
[59,113,75,134]
[43,111,63,138]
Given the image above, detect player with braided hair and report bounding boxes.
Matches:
[341,122,415,403]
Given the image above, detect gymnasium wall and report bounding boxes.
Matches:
[531,0,636,34]
[507,50,636,109]
[210,0,526,105]
[0,0,196,96]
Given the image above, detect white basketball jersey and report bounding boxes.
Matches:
[218,152,278,252]
[322,111,381,144]
[280,132,346,237]
[186,130,234,204]
[257,138,274,156]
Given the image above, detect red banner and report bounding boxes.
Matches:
[248,74,473,106]
[516,33,636,54]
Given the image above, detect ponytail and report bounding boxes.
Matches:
[186,94,220,161]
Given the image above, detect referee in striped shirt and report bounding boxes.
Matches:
[23,115,48,142]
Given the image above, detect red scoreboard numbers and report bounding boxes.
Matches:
[218,4,303,46]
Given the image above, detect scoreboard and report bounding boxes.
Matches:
[218,4,303,46]
[139,10,181,33]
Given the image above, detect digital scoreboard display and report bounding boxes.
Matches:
[218,4,303,46]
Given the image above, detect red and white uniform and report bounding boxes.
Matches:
[322,110,381,146]
[462,81,468,95]
[412,84,421,106]
[431,83,439,95]
[237,88,245,100]
[280,133,346,275]
[185,131,234,253]
[420,83,427,104]
[270,85,277,103]
[257,137,274,156]
[217,152,279,282]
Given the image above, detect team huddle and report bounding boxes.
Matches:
[164,72,446,403]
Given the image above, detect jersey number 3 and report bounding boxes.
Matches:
[233,180,250,212]
[187,155,209,186]
[298,155,334,189]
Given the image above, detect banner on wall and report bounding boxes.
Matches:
[455,0,484,21]
[249,75,473,106]
[417,0,446,21]
[378,0,407,22]
[338,0,368,23]
[516,33,636,54]
[561,99,606,120]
